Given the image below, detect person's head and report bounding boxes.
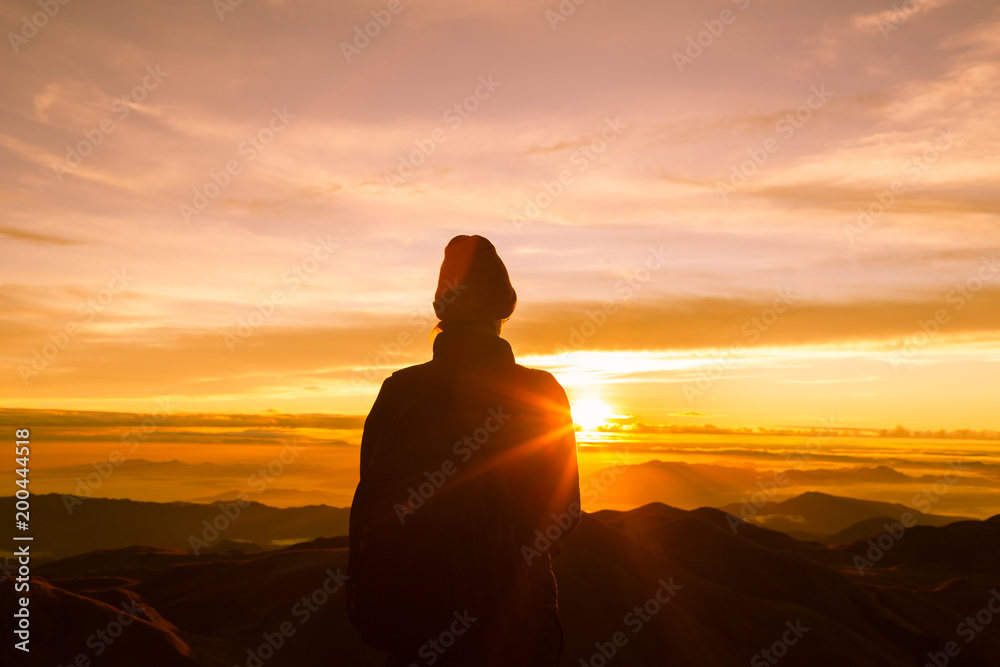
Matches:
[433,235,516,335]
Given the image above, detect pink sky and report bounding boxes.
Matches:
[2,0,999,430]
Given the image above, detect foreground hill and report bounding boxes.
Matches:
[3,493,350,561]
[14,502,1000,667]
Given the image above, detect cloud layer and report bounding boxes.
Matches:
[2,0,998,430]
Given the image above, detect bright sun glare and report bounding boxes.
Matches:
[572,397,615,431]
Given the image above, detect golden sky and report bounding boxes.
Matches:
[2,0,1000,433]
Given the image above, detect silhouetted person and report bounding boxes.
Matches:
[348,235,581,667]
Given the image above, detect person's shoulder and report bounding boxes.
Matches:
[387,361,434,384]
[512,362,554,380]
[511,362,567,396]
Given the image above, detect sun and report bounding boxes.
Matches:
[572,397,615,431]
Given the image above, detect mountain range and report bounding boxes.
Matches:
[5,493,1000,666]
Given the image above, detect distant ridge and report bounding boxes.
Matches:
[6,494,349,561]
[20,500,1000,666]
[718,491,973,541]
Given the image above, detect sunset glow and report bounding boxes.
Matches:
[7,4,1000,666]
[571,397,615,432]
[1,0,998,513]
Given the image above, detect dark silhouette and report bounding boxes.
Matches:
[347,235,581,666]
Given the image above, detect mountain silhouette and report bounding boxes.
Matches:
[16,498,1000,666]
[14,493,349,560]
[583,460,999,520]
[718,491,973,540]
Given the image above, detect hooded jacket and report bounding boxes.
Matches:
[355,322,581,664]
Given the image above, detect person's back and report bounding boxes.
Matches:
[347,235,581,666]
